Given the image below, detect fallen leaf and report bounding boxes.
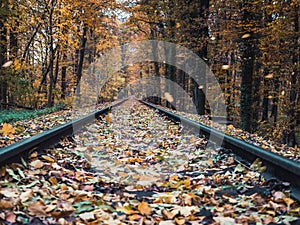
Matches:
[138,201,152,215]
[41,155,55,163]
[27,201,47,217]
[5,212,16,223]
[283,197,295,210]
[0,199,14,209]
[175,217,185,225]
[1,123,15,137]
[49,176,58,185]
[273,191,286,202]
[79,212,95,221]
[162,209,174,220]
[20,190,33,202]
[116,205,139,215]
[128,214,142,221]
[105,113,112,124]
[0,189,19,198]
[30,160,44,169]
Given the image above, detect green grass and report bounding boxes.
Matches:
[0,103,66,124]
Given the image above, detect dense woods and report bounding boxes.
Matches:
[0,0,299,146]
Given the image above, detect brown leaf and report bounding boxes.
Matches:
[49,176,58,185]
[27,201,47,217]
[0,199,14,209]
[162,209,174,220]
[175,218,185,225]
[138,201,152,215]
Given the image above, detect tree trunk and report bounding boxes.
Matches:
[240,2,255,132]
[285,8,299,146]
[61,53,67,99]
[47,0,56,107]
[75,25,88,96]
[0,5,7,108]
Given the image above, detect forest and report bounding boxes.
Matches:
[0,0,299,146]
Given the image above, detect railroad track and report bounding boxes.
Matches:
[0,99,126,167]
[1,98,300,200]
[0,98,300,224]
[140,100,300,202]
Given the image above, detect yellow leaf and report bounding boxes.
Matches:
[283,197,295,209]
[41,155,55,163]
[138,201,152,215]
[1,123,15,137]
[227,124,234,130]
[169,175,179,181]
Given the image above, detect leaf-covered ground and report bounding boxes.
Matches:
[0,101,116,148]
[157,105,300,162]
[0,99,299,224]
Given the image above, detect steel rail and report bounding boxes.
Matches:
[140,100,300,202]
[0,99,127,167]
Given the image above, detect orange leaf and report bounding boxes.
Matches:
[138,201,152,215]
[128,214,142,221]
[105,113,112,124]
[49,176,58,185]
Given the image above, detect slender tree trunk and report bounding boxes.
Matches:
[197,0,209,115]
[0,5,7,108]
[75,25,88,96]
[47,0,56,107]
[61,53,67,99]
[150,27,161,105]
